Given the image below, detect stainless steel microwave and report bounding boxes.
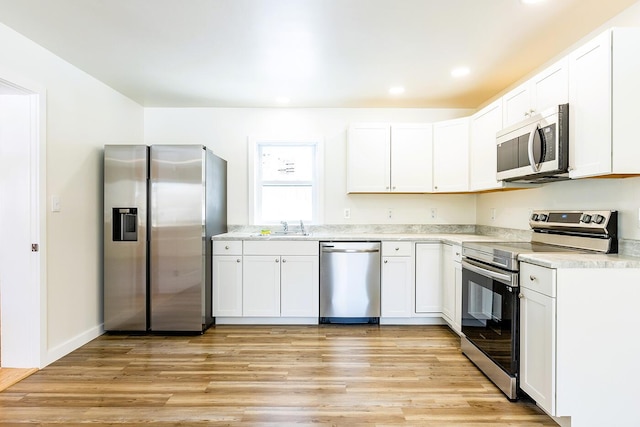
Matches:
[496,103,569,183]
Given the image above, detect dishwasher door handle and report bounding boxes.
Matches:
[321,248,380,253]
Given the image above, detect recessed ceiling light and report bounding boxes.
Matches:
[389,86,405,95]
[275,97,290,104]
[451,67,470,78]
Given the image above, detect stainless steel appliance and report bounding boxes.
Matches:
[104,145,227,333]
[319,241,381,323]
[461,210,617,400]
[497,104,569,183]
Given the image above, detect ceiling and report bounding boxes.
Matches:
[0,0,636,108]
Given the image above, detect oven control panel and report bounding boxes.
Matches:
[529,210,617,236]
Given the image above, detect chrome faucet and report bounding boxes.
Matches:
[299,220,306,235]
[280,221,288,233]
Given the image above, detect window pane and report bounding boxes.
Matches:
[261,186,312,222]
[261,145,314,182]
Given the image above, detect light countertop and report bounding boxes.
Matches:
[212,232,504,246]
[213,232,640,269]
[518,252,640,269]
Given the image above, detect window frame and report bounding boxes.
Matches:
[248,137,324,225]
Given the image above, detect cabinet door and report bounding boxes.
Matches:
[212,255,243,317]
[280,255,319,317]
[390,124,433,192]
[568,30,612,179]
[532,57,568,114]
[381,256,413,318]
[453,260,462,333]
[347,123,391,192]
[433,118,469,193]
[520,286,556,415]
[242,255,281,317]
[415,243,442,313]
[441,244,454,322]
[469,99,503,191]
[502,82,532,128]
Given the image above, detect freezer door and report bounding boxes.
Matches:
[150,145,207,331]
[104,145,148,331]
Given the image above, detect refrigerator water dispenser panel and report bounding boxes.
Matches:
[113,207,138,241]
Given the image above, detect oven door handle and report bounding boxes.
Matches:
[462,259,517,288]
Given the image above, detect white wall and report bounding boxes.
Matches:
[476,1,640,241]
[144,108,477,227]
[0,22,144,364]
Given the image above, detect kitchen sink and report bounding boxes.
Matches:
[249,231,312,238]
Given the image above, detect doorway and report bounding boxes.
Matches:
[0,74,46,370]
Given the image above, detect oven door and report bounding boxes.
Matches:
[461,258,519,376]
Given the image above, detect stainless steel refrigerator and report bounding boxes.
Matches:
[103,144,227,332]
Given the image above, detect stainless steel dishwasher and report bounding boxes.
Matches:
[319,241,381,323]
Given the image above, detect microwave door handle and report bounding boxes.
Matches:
[527,124,542,172]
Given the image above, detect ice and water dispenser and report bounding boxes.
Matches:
[112,208,138,241]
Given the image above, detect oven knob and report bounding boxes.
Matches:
[530,213,539,221]
[592,214,606,224]
[538,213,548,222]
[581,214,592,223]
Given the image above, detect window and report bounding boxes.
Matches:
[250,138,322,225]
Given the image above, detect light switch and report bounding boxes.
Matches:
[52,195,61,212]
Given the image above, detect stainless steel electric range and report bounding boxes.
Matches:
[460,210,618,400]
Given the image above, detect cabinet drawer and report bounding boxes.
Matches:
[382,241,413,257]
[243,240,319,256]
[520,262,556,297]
[451,244,462,263]
[213,240,243,255]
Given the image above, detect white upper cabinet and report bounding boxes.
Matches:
[568,28,640,179]
[347,123,390,192]
[390,124,434,192]
[347,123,433,193]
[469,99,503,191]
[503,58,568,128]
[433,117,469,193]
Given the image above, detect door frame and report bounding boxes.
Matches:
[0,69,47,368]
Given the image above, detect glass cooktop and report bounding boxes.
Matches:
[462,240,587,271]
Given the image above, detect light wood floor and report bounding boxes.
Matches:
[0,325,558,426]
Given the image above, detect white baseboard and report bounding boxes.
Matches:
[44,323,105,367]
[380,317,446,325]
[215,317,318,325]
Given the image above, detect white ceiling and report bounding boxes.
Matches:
[0,0,636,108]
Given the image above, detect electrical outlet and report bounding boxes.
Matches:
[344,208,351,219]
[490,208,496,221]
[387,209,393,219]
[430,208,437,219]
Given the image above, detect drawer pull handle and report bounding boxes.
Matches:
[236,259,241,263]
[395,247,399,251]
[530,275,536,281]
[275,259,279,263]
[225,245,230,250]
[518,293,524,299]
[384,260,388,264]
[282,259,287,263]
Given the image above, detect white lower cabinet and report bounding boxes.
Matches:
[215,240,319,319]
[280,255,319,317]
[212,241,243,317]
[518,262,640,426]
[519,262,556,415]
[381,242,414,318]
[415,243,442,313]
[441,243,462,333]
[243,255,282,317]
